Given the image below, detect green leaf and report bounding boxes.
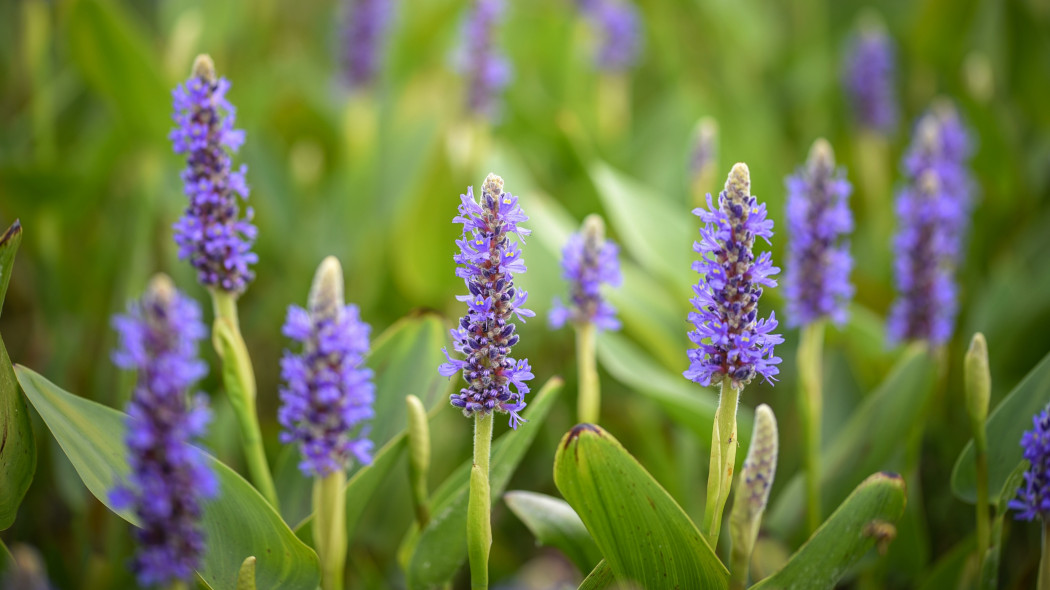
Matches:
[66,0,169,138]
[766,344,936,537]
[554,424,729,589]
[504,490,602,574]
[0,221,36,531]
[597,332,753,451]
[752,472,908,590]
[578,560,615,590]
[277,313,451,526]
[952,349,1050,504]
[588,161,693,293]
[403,377,565,590]
[236,556,256,590]
[14,366,320,590]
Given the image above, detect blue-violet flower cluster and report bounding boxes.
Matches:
[903,104,975,264]
[170,55,258,294]
[685,163,783,389]
[441,173,535,428]
[456,0,511,120]
[843,22,897,134]
[578,0,643,72]
[109,275,216,587]
[341,0,393,88]
[1009,407,1050,521]
[784,139,854,327]
[550,214,622,331]
[279,257,375,477]
[886,170,957,345]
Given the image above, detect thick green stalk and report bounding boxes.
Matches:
[210,290,278,507]
[798,320,825,533]
[467,413,494,589]
[1041,521,1050,590]
[313,471,348,590]
[703,380,740,546]
[170,580,188,590]
[974,434,990,563]
[576,322,600,424]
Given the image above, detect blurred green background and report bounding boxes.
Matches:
[1,0,1049,587]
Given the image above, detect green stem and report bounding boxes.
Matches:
[576,322,600,424]
[1041,520,1050,590]
[169,580,188,590]
[313,471,348,590]
[798,321,825,533]
[210,290,279,507]
[467,413,494,590]
[974,431,990,564]
[703,380,740,546]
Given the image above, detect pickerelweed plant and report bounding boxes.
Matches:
[279,256,375,590]
[340,0,392,89]
[440,173,534,589]
[689,117,719,207]
[1010,406,1050,588]
[784,138,854,532]
[109,275,217,589]
[550,214,622,423]
[728,404,778,590]
[686,162,783,546]
[170,54,277,506]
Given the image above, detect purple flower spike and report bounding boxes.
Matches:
[279,257,375,477]
[170,55,258,294]
[903,103,975,264]
[685,163,784,390]
[578,0,643,72]
[1009,406,1050,521]
[341,0,393,88]
[442,174,535,428]
[456,0,512,120]
[784,139,854,327]
[109,275,216,587]
[843,18,897,134]
[887,171,957,345]
[551,214,622,331]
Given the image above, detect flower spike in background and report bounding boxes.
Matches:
[784,138,854,328]
[1010,405,1050,588]
[280,256,375,590]
[577,0,643,72]
[441,173,532,589]
[341,0,393,89]
[109,275,216,587]
[551,214,622,424]
[686,163,782,547]
[843,13,897,135]
[456,0,512,121]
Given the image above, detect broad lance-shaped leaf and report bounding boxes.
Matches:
[588,161,693,296]
[555,424,729,589]
[578,560,615,590]
[0,220,36,531]
[276,313,451,525]
[766,344,934,538]
[504,491,601,575]
[751,472,907,590]
[402,377,564,590]
[952,349,1050,504]
[14,366,320,590]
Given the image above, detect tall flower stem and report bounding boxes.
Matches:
[974,434,989,559]
[313,471,348,590]
[703,380,739,546]
[210,289,278,507]
[798,320,825,533]
[467,412,494,589]
[1041,521,1050,590]
[576,322,600,424]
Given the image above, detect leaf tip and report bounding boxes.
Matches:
[1,219,22,245]
[564,423,603,450]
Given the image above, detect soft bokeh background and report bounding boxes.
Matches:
[1,0,1049,588]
